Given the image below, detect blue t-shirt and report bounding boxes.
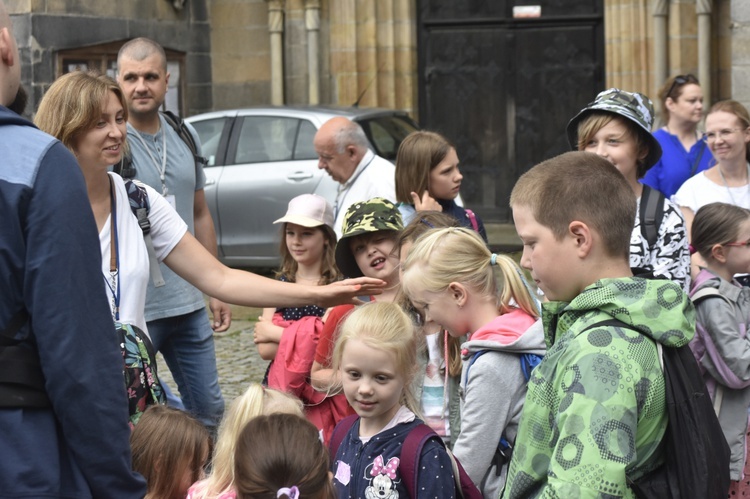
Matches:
[126,116,207,321]
[642,128,714,198]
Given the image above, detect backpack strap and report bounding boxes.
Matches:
[690,286,723,303]
[400,423,436,498]
[328,414,358,459]
[124,180,166,287]
[639,185,665,249]
[114,111,207,180]
[465,209,479,232]
[161,110,208,171]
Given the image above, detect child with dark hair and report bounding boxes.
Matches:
[130,405,210,499]
[234,413,334,499]
[689,202,750,493]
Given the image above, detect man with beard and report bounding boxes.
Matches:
[0,2,146,496]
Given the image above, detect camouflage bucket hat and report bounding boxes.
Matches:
[335,198,403,278]
[566,88,663,170]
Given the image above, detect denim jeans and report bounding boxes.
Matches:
[147,309,225,429]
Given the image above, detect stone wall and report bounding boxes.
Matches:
[6,0,211,115]
[731,0,750,104]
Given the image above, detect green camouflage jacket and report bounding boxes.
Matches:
[502,277,695,499]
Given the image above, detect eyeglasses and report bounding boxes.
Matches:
[702,128,744,143]
[724,239,750,249]
[666,74,698,99]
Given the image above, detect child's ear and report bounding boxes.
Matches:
[568,220,593,257]
[711,243,727,263]
[448,282,468,308]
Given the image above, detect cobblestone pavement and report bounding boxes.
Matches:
[156,304,269,404]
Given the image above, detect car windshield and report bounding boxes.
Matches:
[358,115,418,161]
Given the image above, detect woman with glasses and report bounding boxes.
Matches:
[674,100,750,235]
[674,100,750,279]
[642,74,713,197]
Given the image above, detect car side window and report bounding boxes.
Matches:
[294,120,318,160]
[235,117,298,164]
[190,118,227,167]
[359,116,419,161]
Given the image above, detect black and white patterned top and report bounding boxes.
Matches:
[275,275,326,321]
[631,196,691,292]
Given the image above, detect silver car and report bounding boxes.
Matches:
[186,106,418,268]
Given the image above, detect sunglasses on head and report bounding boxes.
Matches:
[666,74,698,99]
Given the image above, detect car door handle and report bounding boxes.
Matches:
[287,172,313,180]
[204,178,216,186]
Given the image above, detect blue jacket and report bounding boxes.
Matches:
[0,107,146,498]
[331,416,456,498]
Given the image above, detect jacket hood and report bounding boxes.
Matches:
[545,277,695,348]
[0,106,34,128]
[462,310,546,357]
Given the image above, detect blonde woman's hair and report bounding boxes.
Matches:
[35,71,128,152]
[276,224,340,285]
[707,100,750,163]
[331,302,421,416]
[192,384,303,499]
[130,405,210,499]
[401,227,540,320]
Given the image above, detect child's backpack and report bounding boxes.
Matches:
[329,415,482,499]
[581,318,730,499]
[639,185,665,249]
[464,350,543,472]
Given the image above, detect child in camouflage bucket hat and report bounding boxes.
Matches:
[334,197,403,280]
[566,88,691,293]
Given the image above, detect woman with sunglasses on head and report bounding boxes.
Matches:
[643,74,713,197]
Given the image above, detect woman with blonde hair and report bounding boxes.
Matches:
[34,71,383,423]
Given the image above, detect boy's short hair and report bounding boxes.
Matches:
[510,151,636,260]
[335,198,403,277]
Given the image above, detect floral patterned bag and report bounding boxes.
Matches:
[115,322,165,427]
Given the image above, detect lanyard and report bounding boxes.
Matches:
[130,123,169,196]
[104,177,121,322]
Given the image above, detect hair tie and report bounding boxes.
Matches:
[688,244,697,255]
[277,486,299,499]
[490,253,498,266]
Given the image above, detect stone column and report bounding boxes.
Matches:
[696,0,712,106]
[653,0,669,122]
[305,0,320,104]
[268,0,285,105]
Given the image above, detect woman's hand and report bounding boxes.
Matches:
[314,278,386,308]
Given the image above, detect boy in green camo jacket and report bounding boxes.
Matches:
[502,151,695,498]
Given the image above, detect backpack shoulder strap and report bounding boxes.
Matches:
[690,286,724,304]
[160,110,208,170]
[465,209,479,232]
[464,349,489,386]
[124,180,165,287]
[639,185,665,248]
[401,423,442,499]
[328,414,359,459]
